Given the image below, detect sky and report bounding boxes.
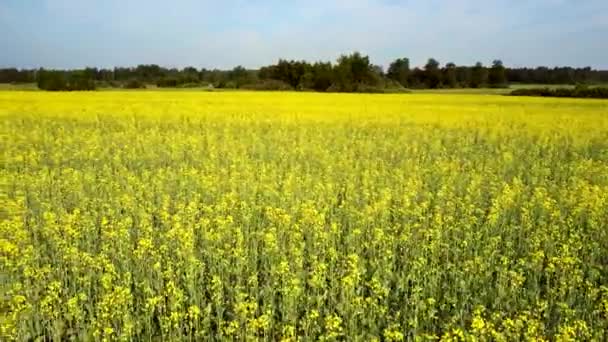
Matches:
[1,0,607,70]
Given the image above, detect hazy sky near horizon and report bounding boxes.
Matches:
[1,0,607,69]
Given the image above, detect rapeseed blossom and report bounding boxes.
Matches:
[1,91,607,340]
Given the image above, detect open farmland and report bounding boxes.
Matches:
[2,91,608,340]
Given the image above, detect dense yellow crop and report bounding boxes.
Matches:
[1,91,608,341]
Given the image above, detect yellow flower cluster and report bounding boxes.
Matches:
[1,91,607,340]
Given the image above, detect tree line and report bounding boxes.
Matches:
[1,52,607,91]
[510,85,608,99]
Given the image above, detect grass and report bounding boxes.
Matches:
[0,83,39,91]
[2,91,608,340]
[410,84,584,95]
[410,87,511,95]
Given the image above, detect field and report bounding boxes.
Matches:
[2,91,608,341]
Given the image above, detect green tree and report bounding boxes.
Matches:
[308,62,333,91]
[424,58,441,88]
[229,65,254,88]
[182,66,200,83]
[37,69,95,91]
[37,69,67,91]
[470,62,488,88]
[443,62,458,88]
[488,59,507,87]
[333,52,377,91]
[387,57,410,87]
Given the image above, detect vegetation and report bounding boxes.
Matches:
[240,80,293,91]
[387,58,411,88]
[122,80,146,89]
[37,69,96,91]
[2,91,608,340]
[2,53,607,92]
[510,85,608,99]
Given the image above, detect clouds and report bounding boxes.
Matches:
[0,0,606,69]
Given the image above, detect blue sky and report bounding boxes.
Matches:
[1,0,607,69]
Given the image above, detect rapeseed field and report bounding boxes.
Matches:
[1,91,608,341]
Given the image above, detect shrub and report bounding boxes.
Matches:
[157,78,179,88]
[240,80,293,91]
[67,78,96,91]
[123,80,146,89]
[353,84,386,93]
[510,87,608,99]
[177,82,204,88]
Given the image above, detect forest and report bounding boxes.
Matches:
[1,52,607,92]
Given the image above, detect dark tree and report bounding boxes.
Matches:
[424,58,441,88]
[407,67,426,88]
[307,62,333,91]
[333,52,378,92]
[135,64,163,81]
[442,62,458,88]
[455,66,472,87]
[0,68,35,83]
[488,60,507,87]
[37,69,67,90]
[228,65,255,88]
[470,62,488,88]
[387,57,410,87]
[37,69,95,91]
[259,59,309,88]
[182,66,200,83]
